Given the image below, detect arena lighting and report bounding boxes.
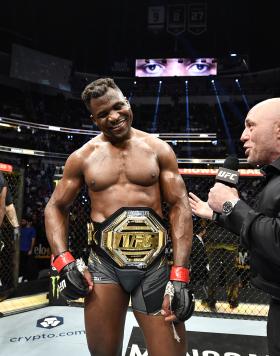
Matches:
[0,123,12,128]
[133,81,137,85]
[230,53,237,56]
[166,139,212,143]
[234,78,250,111]
[0,116,217,140]
[211,79,215,83]
[151,81,162,132]
[212,80,236,155]
[185,80,191,157]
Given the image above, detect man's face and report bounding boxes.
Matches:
[240,103,280,166]
[21,219,27,227]
[136,58,216,77]
[89,88,133,143]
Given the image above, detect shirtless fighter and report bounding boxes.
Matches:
[45,78,194,356]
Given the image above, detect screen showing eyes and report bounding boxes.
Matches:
[135,58,217,77]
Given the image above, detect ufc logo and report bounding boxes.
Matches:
[58,279,66,292]
[217,171,238,181]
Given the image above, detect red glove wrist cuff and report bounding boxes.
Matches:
[170,266,190,283]
[52,251,75,273]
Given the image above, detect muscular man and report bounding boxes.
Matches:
[189,98,280,356]
[45,78,193,356]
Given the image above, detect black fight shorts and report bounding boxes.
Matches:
[88,250,170,315]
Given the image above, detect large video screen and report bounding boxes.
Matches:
[10,44,72,91]
[135,58,217,77]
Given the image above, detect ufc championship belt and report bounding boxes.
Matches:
[91,207,168,269]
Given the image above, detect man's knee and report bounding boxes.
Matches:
[87,344,122,356]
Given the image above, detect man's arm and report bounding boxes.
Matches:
[45,151,93,299]
[0,186,7,227]
[159,143,193,266]
[5,203,20,228]
[160,144,193,267]
[45,151,84,256]
[158,141,194,322]
[208,182,280,264]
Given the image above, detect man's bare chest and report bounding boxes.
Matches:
[84,146,160,191]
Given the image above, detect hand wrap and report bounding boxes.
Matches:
[168,266,195,321]
[52,251,89,300]
[13,227,20,240]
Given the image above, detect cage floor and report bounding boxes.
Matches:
[0,305,268,356]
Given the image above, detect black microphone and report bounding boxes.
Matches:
[215,155,239,187]
[212,156,239,220]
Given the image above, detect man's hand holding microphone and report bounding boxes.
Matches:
[189,156,240,219]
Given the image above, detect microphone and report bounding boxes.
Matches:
[215,155,239,187]
[212,156,239,220]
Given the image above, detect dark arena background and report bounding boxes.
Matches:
[0,1,279,355]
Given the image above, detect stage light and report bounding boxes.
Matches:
[230,53,237,57]
[235,78,239,82]
[134,81,137,85]
[159,80,162,84]
[185,80,188,83]
[211,79,215,83]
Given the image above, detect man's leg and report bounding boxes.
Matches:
[84,283,130,356]
[134,311,187,356]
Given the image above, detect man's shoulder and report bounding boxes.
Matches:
[134,129,169,149]
[70,136,101,159]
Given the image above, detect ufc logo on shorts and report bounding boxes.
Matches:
[58,279,66,292]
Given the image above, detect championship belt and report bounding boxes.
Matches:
[92,207,168,269]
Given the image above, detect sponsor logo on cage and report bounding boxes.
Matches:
[125,327,268,356]
[127,346,268,356]
[36,316,63,329]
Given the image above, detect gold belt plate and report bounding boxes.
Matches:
[100,209,167,268]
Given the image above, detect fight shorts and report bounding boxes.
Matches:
[88,207,170,314]
[88,250,169,314]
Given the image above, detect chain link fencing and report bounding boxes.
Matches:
[0,169,24,301]
[186,174,269,319]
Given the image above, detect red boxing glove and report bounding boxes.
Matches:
[51,250,89,300]
[167,265,194,321]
